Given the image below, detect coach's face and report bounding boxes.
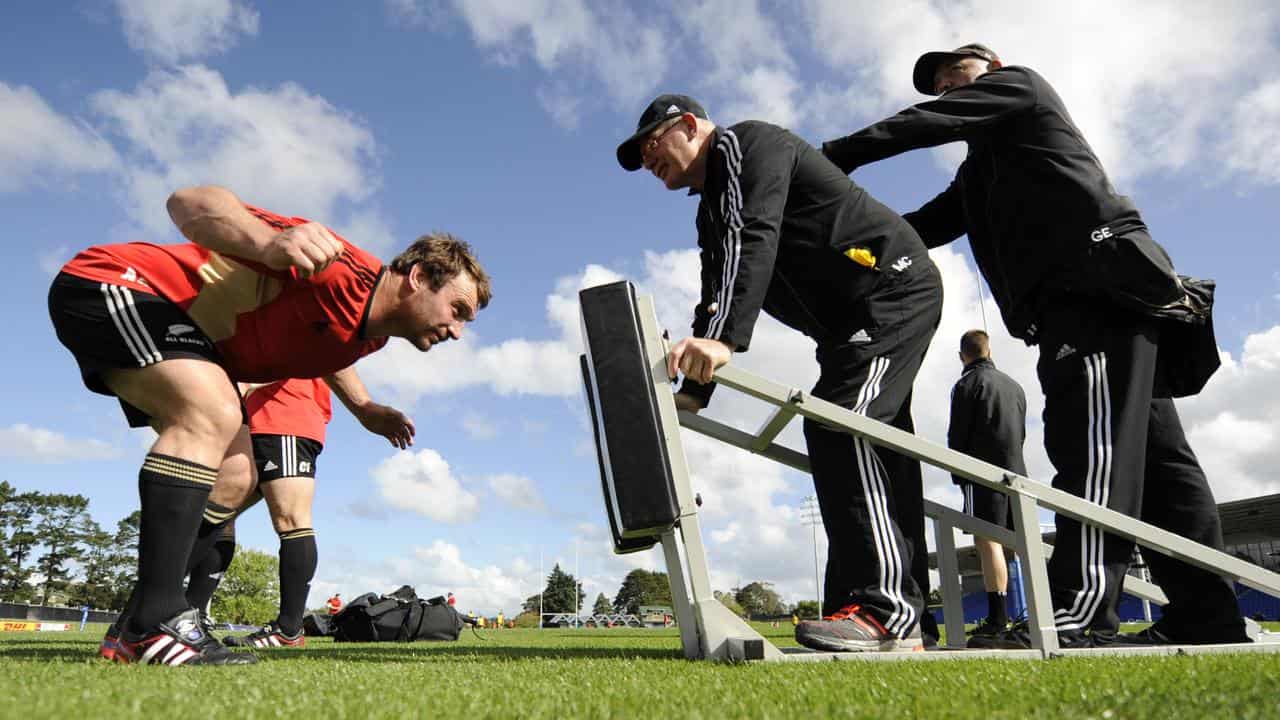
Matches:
[404,266,479,352]
[641,114,701,191]
[933,56,997,94]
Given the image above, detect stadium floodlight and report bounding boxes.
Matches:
[800,496,822,619]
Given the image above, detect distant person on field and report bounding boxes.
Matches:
[947,330,1027,645]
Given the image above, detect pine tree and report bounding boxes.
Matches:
[107,510,141,609]
[66,515,115,609]
[733,581,784,618]
[1,490,42,601]
[35,494,90,605]
[540,563,583,613]
[591,592,612,616]
[613,569,671,614]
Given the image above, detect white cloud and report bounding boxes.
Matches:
[115,0,259,64]
[1179,326,1280,501]
[1219,80,1280,186]
[0,424,122,463]
[0,83,118,193]
[487,473,546,512]
[461,412,498,440]
[372,448,480,523]
[447,0,668,108]
[397,540,529,614]
[90,65,378,237]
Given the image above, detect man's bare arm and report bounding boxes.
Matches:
[166,185,343,277]
[325,366,416,449]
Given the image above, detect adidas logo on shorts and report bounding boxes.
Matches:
[262,460,278,472]
[1056,344,1077,360]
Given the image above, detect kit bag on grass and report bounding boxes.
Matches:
[331,585,465,642]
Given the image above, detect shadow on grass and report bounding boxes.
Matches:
[284,643,683,663]
[0,642,682,664]
[0,645,99,662]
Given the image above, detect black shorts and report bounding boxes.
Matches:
[48,273,239,428]
[252,434,324,481]
[960,480,1015,533]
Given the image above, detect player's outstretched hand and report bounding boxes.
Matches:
[263,222,344,278]
[667,337,732,385]
[356,403,417,449]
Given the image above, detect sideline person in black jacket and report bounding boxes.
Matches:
[617,94,943,652]
[823,44,1247,648]
[947,330,1027,644]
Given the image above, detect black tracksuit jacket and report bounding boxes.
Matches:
[822,66,1185,343]
[680,121,933,403]
[947,357,1027,485]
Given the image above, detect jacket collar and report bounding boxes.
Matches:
[962,357,995,375]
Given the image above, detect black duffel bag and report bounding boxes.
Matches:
[331,585,465,643]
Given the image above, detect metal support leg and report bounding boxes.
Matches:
[1011,490,1058,655]
[661,529,700,659]
[934,518,967,648]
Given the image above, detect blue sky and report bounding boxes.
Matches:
[3,1,1279,614]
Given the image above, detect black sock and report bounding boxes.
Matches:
[132,453,216,632]
[277,528,317,635]
[988,591,1009,625]
[185,535,236,613]
[184,501,236,579]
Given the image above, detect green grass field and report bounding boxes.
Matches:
[3,623,1279,719]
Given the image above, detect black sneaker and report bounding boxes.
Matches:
[118,609,257,666]
[965,617,1008,648]
[967,619,1093,650]
[227,621,306,649]
[795,604,923,652]
[1118,623,1252,646]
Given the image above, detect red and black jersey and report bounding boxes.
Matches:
[245,377,332,444]
[59,205,388,382]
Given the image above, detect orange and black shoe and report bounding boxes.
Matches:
[795,604,923,652]
[98,622,124,661]
[226,621,305,649]
[116,609,257,666]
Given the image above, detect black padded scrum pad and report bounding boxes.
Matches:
[579,281,679,538]
[580,354,658,554]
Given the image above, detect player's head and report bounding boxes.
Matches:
[388,232,492,351]
[959,329,991,364]
[617,94,717,191]
[913,43,1002,95]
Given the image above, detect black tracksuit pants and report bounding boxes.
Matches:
[1036,298,1245,639]
[804,262,942,638]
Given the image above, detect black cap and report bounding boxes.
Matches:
[912,43,999,95]
[616,94,709,171]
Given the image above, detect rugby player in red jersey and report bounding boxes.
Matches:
[48,185,490,665]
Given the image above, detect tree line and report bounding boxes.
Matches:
[520,564,822,621]
[0,481,139,609]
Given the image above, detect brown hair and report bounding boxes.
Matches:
[389,232,492,309]
[960,329,989,359]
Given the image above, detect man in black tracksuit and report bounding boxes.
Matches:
[822,44,1247,646]
[617,94,943,651]
[948,329,1027,643]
